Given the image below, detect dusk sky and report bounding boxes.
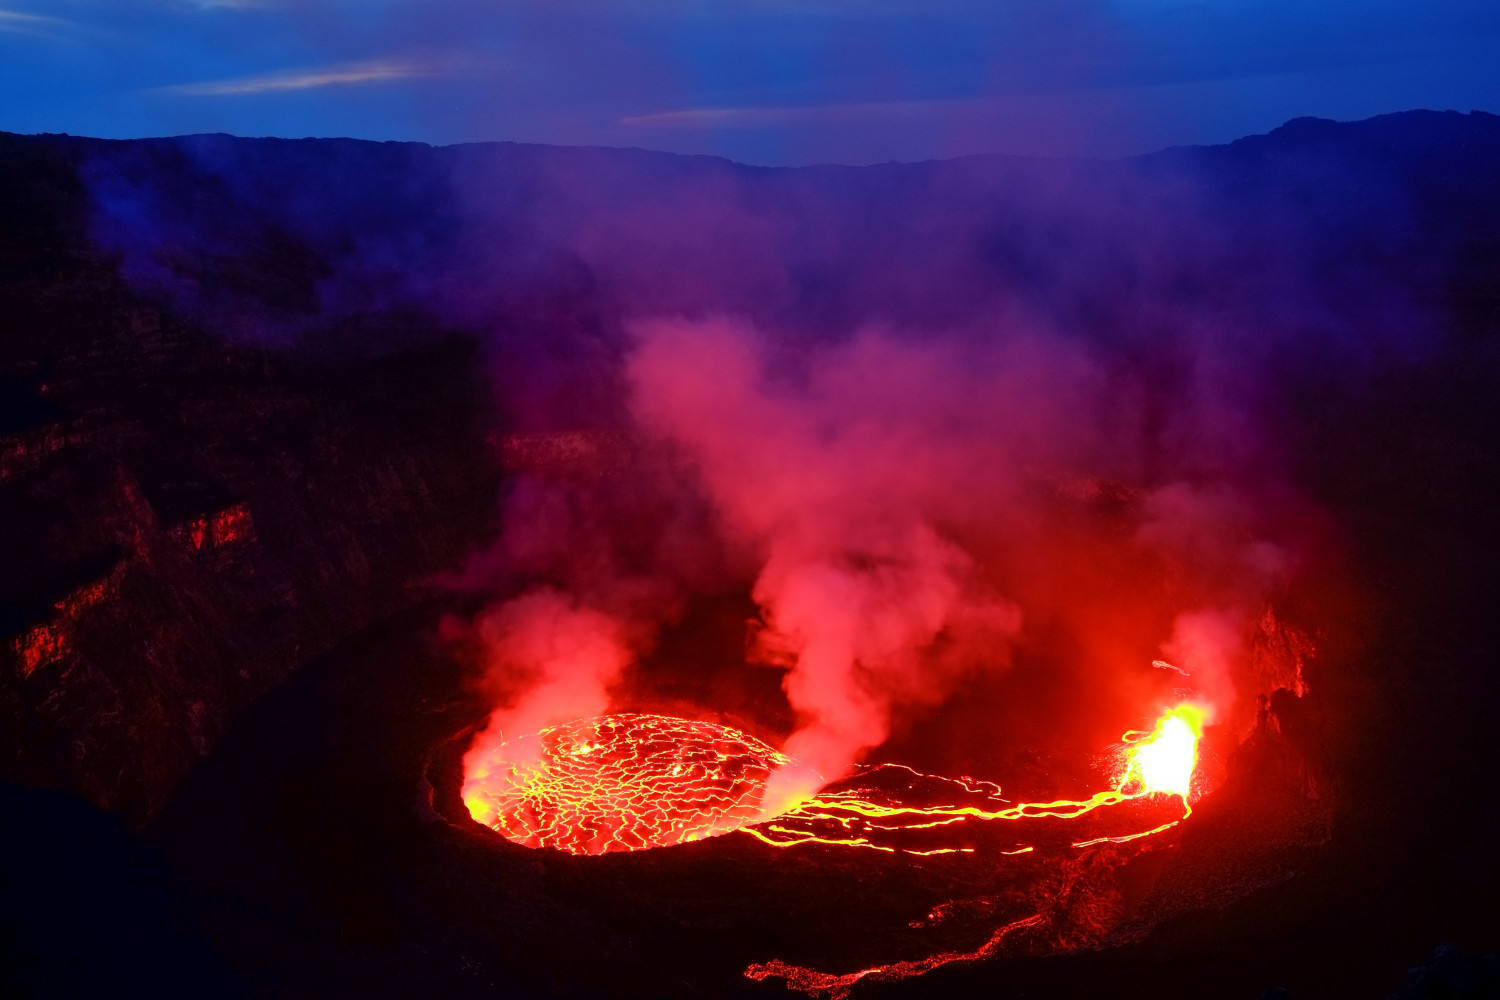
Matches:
[3,0,1499,165]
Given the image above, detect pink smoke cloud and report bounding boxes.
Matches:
[454,302,1318,813]
[467,588,629,738]
[623,317,1140,787]
[614,312,1317,794]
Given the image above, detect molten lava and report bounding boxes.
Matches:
[1120,703,1205,797]
[738,704,1211,998]
[462,704,1212,996]
[746,703,1208,854]
[462,713,792,854]
[463,704,1209,858]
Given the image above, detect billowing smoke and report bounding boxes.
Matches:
[626,318,1046,792]
[618,315,1298,794]
[461,300,1319,799]
[454,426,730,772]
[74,112,1492,801]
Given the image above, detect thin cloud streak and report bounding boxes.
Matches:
[157,58,445,97]
[617,52,1430,134]
[621,98,980,130]
[0,8,68,34]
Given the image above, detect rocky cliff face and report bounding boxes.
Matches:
[0,133,500,823]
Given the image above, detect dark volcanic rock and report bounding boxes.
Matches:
[0,132,500,823]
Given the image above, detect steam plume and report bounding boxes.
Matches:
[75,115,1479,801]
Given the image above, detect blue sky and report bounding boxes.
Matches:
[3,0,1498,165]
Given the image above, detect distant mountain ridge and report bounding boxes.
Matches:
[4,109,1496,364]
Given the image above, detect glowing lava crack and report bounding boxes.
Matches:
[464,705,1209,858]
[748,703,1208,854]
[463,713,793,854]
[463,706,1213,997]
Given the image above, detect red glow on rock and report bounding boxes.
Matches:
[174,503,254,550]
[14,623,68,679]
[10,565,124,679]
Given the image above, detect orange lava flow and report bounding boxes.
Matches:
[462,714,792,855]
[745,914,1045,1000]
[742,704,1209,855]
